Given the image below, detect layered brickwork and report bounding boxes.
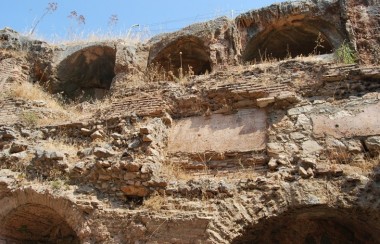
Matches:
[102,94,167,118]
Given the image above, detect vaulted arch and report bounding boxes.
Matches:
[149,36,212,77]
[56,45,116,100]
[243,18,344,62]
[232,206,380,244]
[0,189,87,243]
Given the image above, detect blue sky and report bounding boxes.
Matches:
[1,0,281,41]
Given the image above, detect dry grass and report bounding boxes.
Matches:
[326,147,379,175]
[326,148,352,164]
[160,160,192,181]
[350,155,380,174]
[8,81,92,126]
[143,192,167,210]
[10,81,63,110]
[19,111,39,127]
[38,137,82,164]
[42,26,151,46]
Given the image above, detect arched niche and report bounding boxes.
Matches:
[243,18,344,62]
[0,204,80,243]
[232,206,380,244]
[56,45,116,101]
[149,36,212,77]
[0,189,86,243]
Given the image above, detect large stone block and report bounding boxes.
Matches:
[312,103,380,138]
[168,109,266,153]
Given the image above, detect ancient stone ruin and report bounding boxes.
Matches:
[0,0,379,243]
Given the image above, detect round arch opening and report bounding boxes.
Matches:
[0,204,80,243]
[150,36,212,78]
[56,45,116,101]
[243,20,340,62]
[232,206,380,244]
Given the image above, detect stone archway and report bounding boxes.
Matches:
[242,18,344,62]
[149,36,212,77]
[0,204,79,243]
[56,45,116,100]
[0,189,86,243]
[232,206,380,244]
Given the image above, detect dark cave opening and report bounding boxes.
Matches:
[232,206,380,244]
[243,24,335,62]
[56,45,116,101]
[0,204,80,244]
[150,36,212,78]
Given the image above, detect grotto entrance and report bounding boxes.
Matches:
[232,206,380,244]
[56,45,116,101]
[149,36,212,78]
[243,19,340,62]
[0,204,80,243]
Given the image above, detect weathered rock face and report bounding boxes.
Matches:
[344,0,380,64]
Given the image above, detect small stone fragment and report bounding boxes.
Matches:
[90,130,104,140]
[9,142,28,154]
[111,133,124,139]
[299,166,309,178]
[140,127,152,135]
[300,157,316,169]
[162,112,173,127]
[121,185,149,197]
[267,143,284,158]
[268,158,278,171]
[1,129,17,140]
[142,135,153,142]
[256,97,275,108]
[302,140,323,155]
[77,148,93,158]
[80,128,92,136]
[93,147,115,158]
[121,162,141,172]
[365,136,380,154]
[306,168,314,177]
[128,139,141,149]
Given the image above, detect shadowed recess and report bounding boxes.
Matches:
[150,36,212,77]
[0,204,80,244]
[243,19,339,62]
[57,45,116,101]
[232,206,380,244]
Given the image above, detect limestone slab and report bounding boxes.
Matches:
[312,103,380,138]
[168,109,266,153]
